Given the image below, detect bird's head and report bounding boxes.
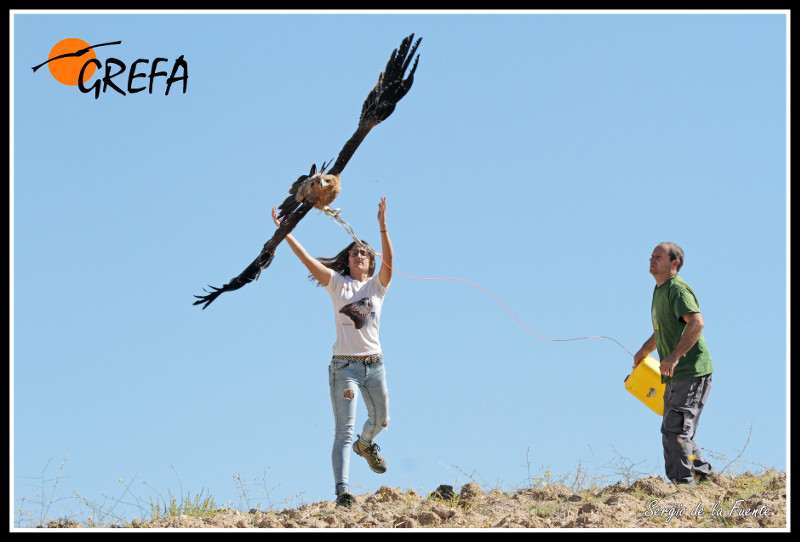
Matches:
[307,172,340,190]
[307,172,342,208]
[310,173,331,188]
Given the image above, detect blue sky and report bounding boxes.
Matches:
[11,10,788,524]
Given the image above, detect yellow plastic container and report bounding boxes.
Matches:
[624,355,665,415]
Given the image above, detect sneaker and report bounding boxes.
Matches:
[353,436,387,473]
[335,492,355,508]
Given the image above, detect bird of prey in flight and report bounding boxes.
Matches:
[194,34,421,310]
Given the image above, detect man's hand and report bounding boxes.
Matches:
[659,356,680,377]
[633,334,656,368]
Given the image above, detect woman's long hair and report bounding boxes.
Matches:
[310,240,376,286]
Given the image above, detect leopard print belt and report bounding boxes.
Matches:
[333,353,383,365]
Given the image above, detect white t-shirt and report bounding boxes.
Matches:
[324,268,388,356]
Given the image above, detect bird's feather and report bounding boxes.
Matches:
[328,34,421,177]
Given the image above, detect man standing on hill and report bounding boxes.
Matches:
[633,242,718,485]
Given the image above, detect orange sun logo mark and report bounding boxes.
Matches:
[47,38,97,86]
[32,39,121,86]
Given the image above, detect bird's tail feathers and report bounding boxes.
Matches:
[278,193,302,219]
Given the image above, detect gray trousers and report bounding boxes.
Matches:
[661,374,717,484]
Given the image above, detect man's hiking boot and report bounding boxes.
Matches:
[353,435,387,473]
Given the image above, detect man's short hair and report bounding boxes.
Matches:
[662,242,684,272]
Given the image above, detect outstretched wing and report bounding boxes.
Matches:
[193,199,314,310]
[327,34,422,177]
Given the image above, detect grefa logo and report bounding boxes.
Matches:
[32,38,188,99]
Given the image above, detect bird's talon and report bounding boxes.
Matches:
[323,207,341,218]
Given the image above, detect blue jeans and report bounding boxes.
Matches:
[328,357,389,495]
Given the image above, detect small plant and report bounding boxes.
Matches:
[518,447,556,489]
[230,468,302,514]
[531,501,559,518]
[148,488,217,521]
[15,455,72,528]
[603,446,652,485]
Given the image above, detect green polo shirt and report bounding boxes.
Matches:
[651,275,713,383]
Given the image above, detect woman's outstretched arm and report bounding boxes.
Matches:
[272,206,331,287]
[377,197,393,288]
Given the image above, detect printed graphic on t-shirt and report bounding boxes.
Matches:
[339,297,374,329]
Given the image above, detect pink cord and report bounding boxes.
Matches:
[376,253,634,358]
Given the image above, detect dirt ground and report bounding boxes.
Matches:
[117,470,785,529]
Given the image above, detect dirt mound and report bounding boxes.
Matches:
[130,470,785,529]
